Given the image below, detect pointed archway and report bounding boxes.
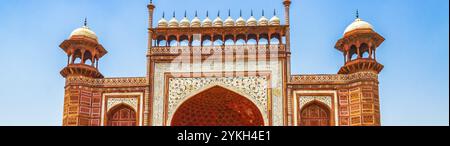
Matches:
[171,86,264,126]
[299,101,331,126]
[107,104,137,126]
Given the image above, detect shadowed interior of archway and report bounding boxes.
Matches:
[171,86,264,126]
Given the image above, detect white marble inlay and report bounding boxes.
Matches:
[167,76,268,119]
[107,98,139,112]
[299,96,332,110]
[152,60,285,126]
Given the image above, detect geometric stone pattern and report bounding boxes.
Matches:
[150,45,285,55]
[291,71,378,84]
[338,89,350,126]
[66,76,147,87]
[171,86,264,126]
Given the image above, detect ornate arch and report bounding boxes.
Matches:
[293,90,339,126]
[107,104,137,126]
[170,85,264,126]
[299,101,331,126]
[166,76,270,126]
[101,93,144,126]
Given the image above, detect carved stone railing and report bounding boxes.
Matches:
[150,44,286,56]
[60,64,104,78]
[339,59,384,74]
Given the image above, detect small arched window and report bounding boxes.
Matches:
[179,35,189,47]
[225,39,234,45]
[236,39,246,45]
[259,34,269,45]
[168,35,178,47]
[270,34,281,45]
[202,35,212,46]
[247,34,257,45]
[349,45,358,61]
[259,38,268,45]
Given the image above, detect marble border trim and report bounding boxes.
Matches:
[293,90,339,126]
[101,92,144,126]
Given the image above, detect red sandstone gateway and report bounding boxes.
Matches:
[60,0,384,126]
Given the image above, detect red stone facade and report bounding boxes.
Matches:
[60,0,384,126]
[289,72,382,126]
[62,77,147,126]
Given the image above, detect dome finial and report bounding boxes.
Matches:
[217,10,220,17]
[240,9,242,17]
[195,11,198,17]
[343,10,375,35]
[356,9,359,19]
[262,9,265,16]
[162,12,165,18]
[84,17,87,27]
[274,9,276,16]
[173,11,176,18]
[251,9,254,16]
[150,0,153,4]
[228,9,231,17]
[206,10,209,17]
[184,10,187,18]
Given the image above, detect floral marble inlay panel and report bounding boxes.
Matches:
[299,96,332,110]
[107,98,139,112]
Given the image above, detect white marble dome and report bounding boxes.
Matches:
[202,17,212,27]
[180,17,190,28]
[213,16,223,27]
[158,17,168,28]
[344,18,374,35]
[168,17,179,28]
[258,16,269,26]
[191,17,201,27]
[247,16,257,26]
[70,26,98,41]
[236,17,246,26]
[224,16,235,27]
[269,15,280,25]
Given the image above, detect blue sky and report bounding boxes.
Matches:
[0,0,448,126]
